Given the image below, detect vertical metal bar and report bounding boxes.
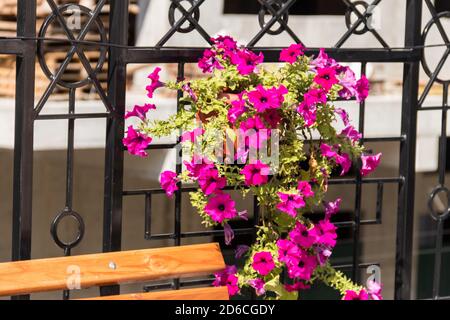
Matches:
[144,193,152,239]
[102,0,129,296]
[394,0,422,300]
[172,62,185,290]
[351,62,366,282]
[62,88,76,301]
[11,0,36,301]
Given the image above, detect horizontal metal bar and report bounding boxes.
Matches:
[363,136,406,143]
[125,47,421,64]
[328,177,404,185]
[144,278,215,292]
[418,106,450,111]
[145,228,255,240]
[36,113,110,120]
[332,262,379,270]
[0,39,26,55]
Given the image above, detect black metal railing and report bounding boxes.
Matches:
[0,0,448,300]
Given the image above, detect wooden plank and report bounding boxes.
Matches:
[81,287,229,300]
[0,243,225,297]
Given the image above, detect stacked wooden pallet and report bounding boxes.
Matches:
[0,0,139,100]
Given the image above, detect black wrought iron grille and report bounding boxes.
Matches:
[0,0,448,300]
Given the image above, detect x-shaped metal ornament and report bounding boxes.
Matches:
[157,0,212,47]
[248,0,302,47]
[35,0,112,116]
[419,0,450,107]
[336,0,388,48]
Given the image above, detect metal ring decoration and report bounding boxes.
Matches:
[428,185,450,221]
[421,11,450,85]
[169,0,200,34]
[258,0,289,36]
[37,4,108,89]
[50,208,85,250]
[345,1,370,35]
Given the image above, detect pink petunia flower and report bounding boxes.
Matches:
[227,93,247,124]
[286,251,318,280]
[204,193,237,223]
[183,157,214,179]
[320,143,338,158]
[298,181,314,198]
[310,48,337,70]
[280,43,305,64]
[276,192,306,217]
[213,265,239,296]
[297,103,317,127]
[314,67,339,90]
[277,239,300,264]
[146,67,164,98]
[160,170,179,198]
[343,289,369,300]
[340,125,362,143]
[125,103,156,120]
[230,49,264,75]
[302,88,327,107]
[212,35,238,52]
[314,220,337,248]
[261,109,282,129]
[198,49,223,73]
[224,223,234,245]
[247,85,282,112]
[335,152,352,176]
[335,108,350,126]
[198,169,227,195]
[289,222,317,249]
[123,126,152,157]
[355,75,370,102]
[360,153,382,176]
[248,278,266,296]
[252,251,275,276]
[324,198,342,220]
[337,66,357,100]
[366,280,383,300]
[240,161,270,186]
[182,82,198,102]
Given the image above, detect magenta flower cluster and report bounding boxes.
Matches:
[123,35,384,300]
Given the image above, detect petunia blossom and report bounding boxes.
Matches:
[280,43,305,64]
[123,126,152,157]
[340,125,362,143]
[248,278,266,296]
[355,75,370,102]
[324,198,342,220]
[366,280,383,300]
[289,222,317,249]
[204,193,237,223]
[298,181,314,198]
[360,153,382,176]
[247,85,284,112]
[277,239,300,264]
[198,169,227,195]
[240,161,270,186]
[159,171,179,198]
[343,289,369,300]
[314,67,339,90]
[198,49,223,73]
[252,251,275,276]
[276,192,305,217]
[286,251,317,280]
[125,103,156,120]
[314,220,337,248]
[213,265,239,296]
[230,49,264,75]
[146,67,164,98]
